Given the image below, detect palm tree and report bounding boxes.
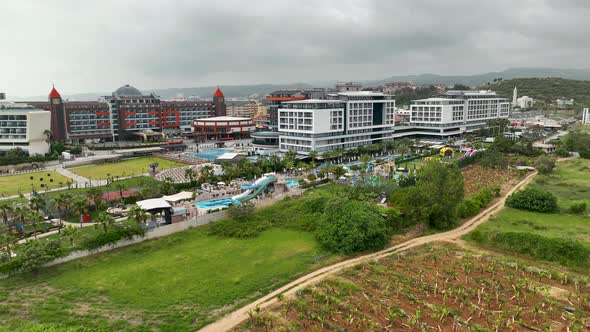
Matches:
[127,205,148,225]
[29,194,47,213]
[184,168,196,184]
[308,150,318,168]
[42,129,53,145]
[71,196,88,227]
[94,213,114,234]
[54,192,73,229]
[60,225,78,247]
[114,183,127,201]
[28,210,44,238]
[0,203,14,228]
[86,187,103,211]
[0,223,16,259]
[12,204,30,234]
[198,165,214,184]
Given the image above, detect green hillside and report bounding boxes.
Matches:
[482,77,590,106]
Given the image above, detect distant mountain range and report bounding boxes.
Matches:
[15,67,590,101]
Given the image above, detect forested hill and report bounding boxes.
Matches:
[482,78,590,106]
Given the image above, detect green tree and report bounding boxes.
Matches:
[308,150,318,167]
[94,213,115,234]
[534,155,556,175]
[60,225,78,247]
[0,223,16,259]
[86,187,103,211]
[331,166,346,179]
[0,203,14,228]
[359,154,371,164]
[390,161,464,229]
[71,196,88,226]
[127,205,148,225]
[315,198,388,254]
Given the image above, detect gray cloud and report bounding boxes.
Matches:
[1,0,590,96]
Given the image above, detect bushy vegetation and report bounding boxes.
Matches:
[468,231,590,266]
[390,161,464,229]
[315,199,389,254]
[79,223,145,250]
[562,129,590,159]
[0,148,57,167]
[505,188,558,213]
[569,201,587,215]
[457,186,500,218]
[209,185,401,254]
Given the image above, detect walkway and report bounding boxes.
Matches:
[199,171,538,332]
[54,167,92,184]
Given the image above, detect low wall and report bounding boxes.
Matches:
[44,210,227,268]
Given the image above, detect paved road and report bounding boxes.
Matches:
[199,170,538,332]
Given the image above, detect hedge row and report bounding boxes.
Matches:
[457,186,501,218]
[468,231,590,266]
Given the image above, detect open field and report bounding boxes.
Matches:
[528,158,590,210]
[469,207,590,247]
[68,157,186,180]
[0,228,337,331]
[0,171,73,197]
[239,243,590,331]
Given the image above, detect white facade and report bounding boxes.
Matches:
[409,90,511,137]
[516,96,534,109]
[0,101,51,155]
[583,108,590,124]
[278,92,396,154]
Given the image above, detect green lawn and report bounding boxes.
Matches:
[0,228,336,331]
[0,171,73,197]
[471,207,590,246]
[68,157,186,180]
[528,158,590,210]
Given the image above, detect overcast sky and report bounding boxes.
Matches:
[2,0,590,97]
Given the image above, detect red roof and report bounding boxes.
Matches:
[213,87,224,98]
[49,85,61,99]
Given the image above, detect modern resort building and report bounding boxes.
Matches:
[0,94,51,155]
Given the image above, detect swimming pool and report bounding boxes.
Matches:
[286,178,300,187]
[195,198,241,210]
[190,149,232,160]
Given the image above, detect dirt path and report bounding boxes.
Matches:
[199,171,538,332]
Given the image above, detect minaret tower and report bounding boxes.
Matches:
[512,86,518,106]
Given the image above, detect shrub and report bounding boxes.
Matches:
[569,201,587,215]
[208,217,272,238]
[315,198,388,254]
[458,198,481,218]
[80,224,145,250]
[479,152,508,169]
[468,231,590,266]
[457,186,499,218]
[505,188,558,213]
[534,155,556,175]
[0,238,68,275]
[554,147,570,157]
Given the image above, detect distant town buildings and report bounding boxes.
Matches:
[0,93,50,155]
[382,82,417,95]
[583,108,590,124]
[556,97,574,108]
[336,81,362,92]
[225,100,257,118]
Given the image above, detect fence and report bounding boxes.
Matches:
[42,210,227,268]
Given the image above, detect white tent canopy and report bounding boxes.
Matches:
[136,198,171,211]
[162,191,194,203]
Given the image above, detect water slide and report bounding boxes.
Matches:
[232,175,277,202]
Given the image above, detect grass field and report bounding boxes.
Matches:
[528,158,590,210]
[0,171,73,197]
[471,207,590,246]
[0,228,337,331]
[466,158,590,265]
[68,157,186,180]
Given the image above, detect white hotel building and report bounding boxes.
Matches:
[0,98,51,155]
[409,90,510,137]
[278,90,510,154]
[278,91,396,153]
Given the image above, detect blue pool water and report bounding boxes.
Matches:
[286,178,300,187]
[190,149,232,160]
[195,198,241,210]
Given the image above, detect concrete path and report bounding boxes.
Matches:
[54,167,91,184]
[199,170,538,332]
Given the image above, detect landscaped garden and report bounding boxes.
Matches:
[0,171,73,197]
[68,157,187,180]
